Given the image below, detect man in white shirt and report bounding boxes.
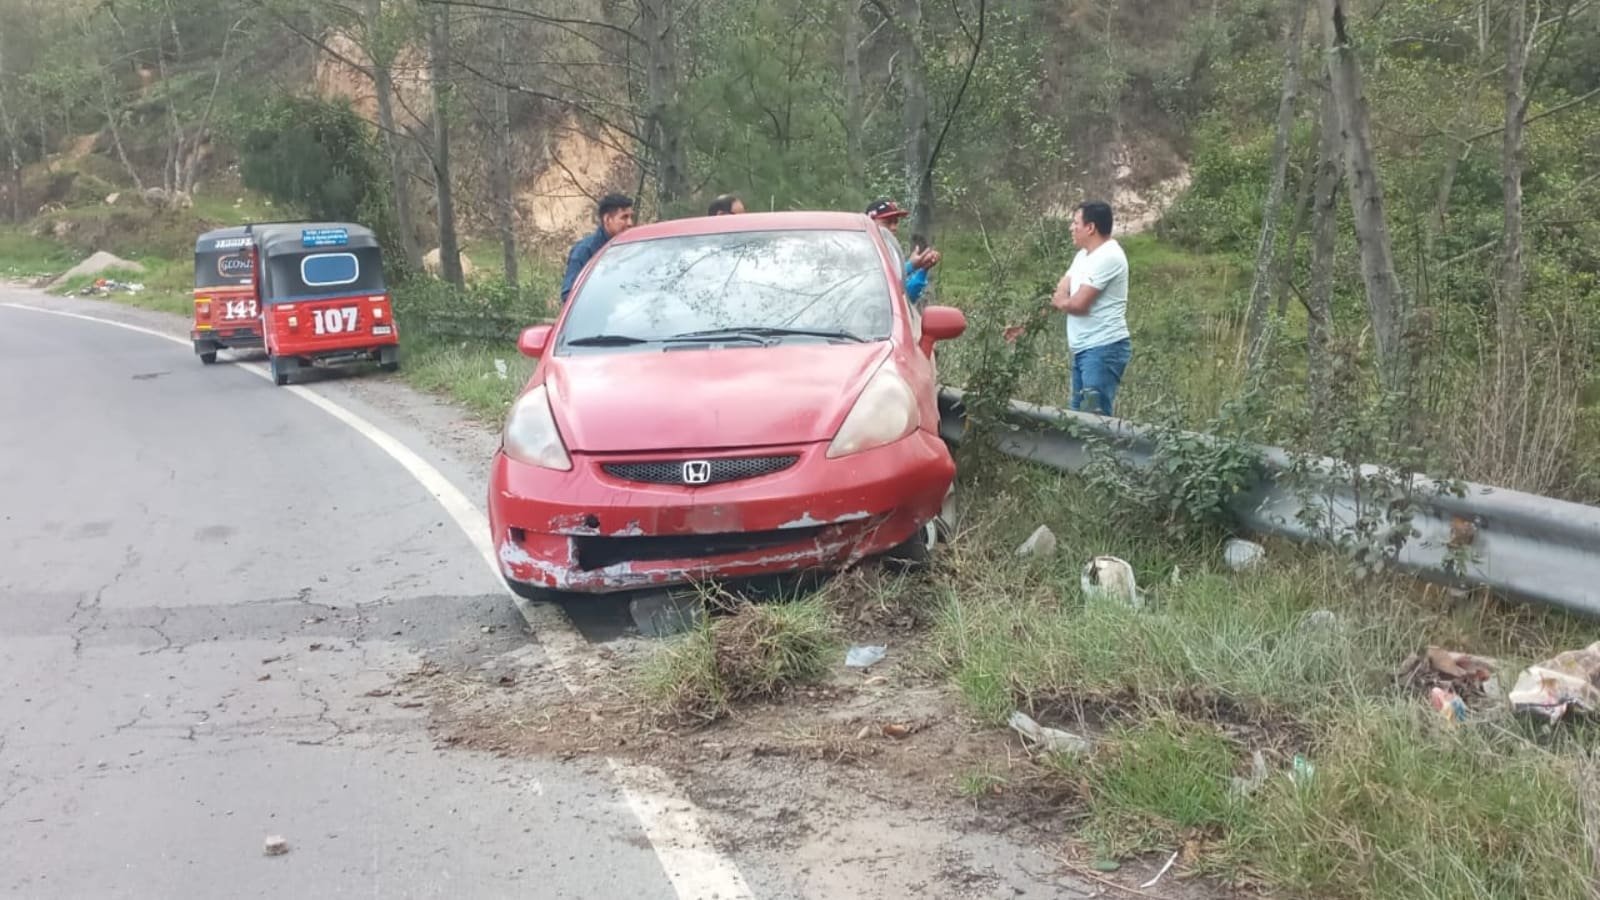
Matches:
[1010,201,1131,415]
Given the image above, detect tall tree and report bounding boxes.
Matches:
[0,47,23,222]
[1306,84,1342,420]
[1499,0,1528,347]
[640,0,688,209]
[842,0,865,189]
[1320,0,1407,392]
[1245,0,1309,366]
[426,0,463,286]
[492,22,519,289]
[366,0,422,271]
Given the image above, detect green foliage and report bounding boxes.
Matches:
[233,96,402,271]
[1082,392,1265,541]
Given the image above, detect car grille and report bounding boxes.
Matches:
[601,455,799,486]
[574,527,826,570]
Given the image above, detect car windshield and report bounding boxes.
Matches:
[262,247,385,303]
[559,229,893,349]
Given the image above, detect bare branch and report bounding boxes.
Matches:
[924,0,986,179]
[423,0,638,45]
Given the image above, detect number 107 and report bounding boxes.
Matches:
[312,308,359,335]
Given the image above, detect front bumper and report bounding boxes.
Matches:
[488,429,955,594]
[192,326,264,348]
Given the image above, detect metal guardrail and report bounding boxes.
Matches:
[937,387,1600,618]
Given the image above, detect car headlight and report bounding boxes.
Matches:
[827,368,919,459]
[503,385,572,470]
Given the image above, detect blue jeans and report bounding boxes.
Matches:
[1070,338,1131,415]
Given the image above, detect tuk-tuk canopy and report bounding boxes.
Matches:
[194,225,256,289]
[249,222,386,303]
[250,222,381,257]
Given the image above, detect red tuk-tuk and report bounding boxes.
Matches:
[248,222,400,386]
[191,226,262,364]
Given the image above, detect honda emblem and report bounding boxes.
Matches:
[681,460,712,485]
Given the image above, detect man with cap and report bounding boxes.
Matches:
[707,194,745,215]
[865,198,940,303]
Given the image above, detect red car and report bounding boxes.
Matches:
[488,211,966,598]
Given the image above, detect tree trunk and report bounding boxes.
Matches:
[180,19,242,196]
[427,2,463,288]
[1500,0,1527,346]
[494,26,519,290]
[0,51,23,223]
[1276,128,1318,318]
[1246,0,1310,366]
[366,0,421,272]
[897,0,933,239]
[640,0,688,210]
[99,73,144,194]
[1321,0,1407,391]
[1307,86,1342,420]
[842,0,865,189]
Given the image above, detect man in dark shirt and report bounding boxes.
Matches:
[560,193,635,304]
[707,194,745,215]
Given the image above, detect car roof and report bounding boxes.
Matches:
[609,210,878,246]
[248,222,381,255]
[195,225,253,252]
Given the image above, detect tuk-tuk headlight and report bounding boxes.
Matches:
[503,385,571,471]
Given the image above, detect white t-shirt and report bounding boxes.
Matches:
[1064,239,1130,351]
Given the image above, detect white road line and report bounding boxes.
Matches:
[2,301,755,900]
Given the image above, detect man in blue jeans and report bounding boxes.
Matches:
[1010,200,1131,415]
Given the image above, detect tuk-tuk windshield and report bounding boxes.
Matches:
[195,249,255,289]
[262,247,385,302]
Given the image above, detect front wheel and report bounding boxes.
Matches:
[269,354,290,386]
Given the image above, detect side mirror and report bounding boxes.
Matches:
[921,306,966,343]
[517,325,553,358]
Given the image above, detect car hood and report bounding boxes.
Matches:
[544,342,893,453]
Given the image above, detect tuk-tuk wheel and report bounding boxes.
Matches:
[198,350,218,365]
[269,355,290,386]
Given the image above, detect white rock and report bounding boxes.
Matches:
[1081,556,1142,609]
[1015,525,1057,558]
[1223,538,1266,572]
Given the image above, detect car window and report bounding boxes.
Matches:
[877,226,920,341]
[263,248,385,302]
[560,229,894,348]
[194,250,254,289]
[301,253,359,287]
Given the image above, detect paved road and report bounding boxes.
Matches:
[0,301,682,898]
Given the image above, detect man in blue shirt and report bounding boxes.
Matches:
[560,193,635,304]
[866,198,941,303]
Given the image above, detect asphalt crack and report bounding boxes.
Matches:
[291,679,349,747]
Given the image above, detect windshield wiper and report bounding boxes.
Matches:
[671,326,867,344]
[565,333,655,347]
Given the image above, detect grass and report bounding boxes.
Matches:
[639,597,838,722]
[935,461,1600,898]
[395,330,535,423]
[0,227,79,278]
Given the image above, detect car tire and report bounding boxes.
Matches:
[883,521,935,572]
[269,354,290,386]
[379,347,400,373]
[199,350,218,365]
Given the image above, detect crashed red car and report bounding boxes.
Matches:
[488,211,966,598]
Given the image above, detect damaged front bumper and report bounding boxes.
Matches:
[488,430,954,595]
